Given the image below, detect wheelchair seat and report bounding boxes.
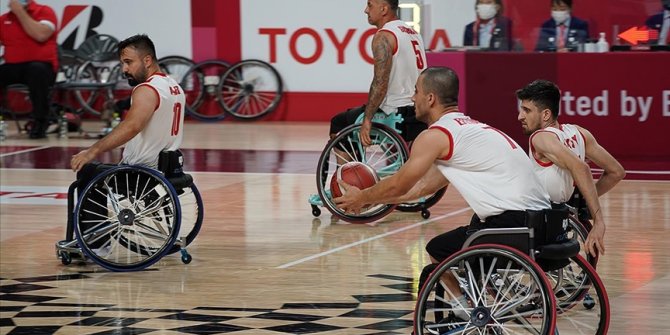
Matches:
[158,150,194,190]
[463,208,581,269]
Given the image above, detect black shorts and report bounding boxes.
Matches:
[329,105,427,144]
[425,211,528,262]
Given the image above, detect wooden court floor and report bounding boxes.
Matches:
[1,121,669,335]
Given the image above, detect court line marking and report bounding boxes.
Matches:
[276,207,472,269]
[0,145,53,158]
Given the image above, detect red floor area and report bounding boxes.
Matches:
[1,146,667,180]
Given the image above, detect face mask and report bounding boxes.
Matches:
[18,0,29,6]
[551,10,570,24]
[476,4,497,21]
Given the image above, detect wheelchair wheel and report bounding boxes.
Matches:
[158,55,195,83]
[395,186,447,217]
[3,85,32,117]
[217,59,283,120]
[548,254,609,334]
[179,60,230,121]
[72,60,117,116]
[316,123,408,223]
[167,184,204,254]
[74,166,181,271]
[414,244,557,335]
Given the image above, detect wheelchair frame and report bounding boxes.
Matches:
[413,221,609,334]
[55,164,203,272]
[308,111,446,223]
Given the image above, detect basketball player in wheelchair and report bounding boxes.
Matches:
[516,79,625,266]
[56,34,203,271]
[308,0,450,222]
[337,68,610,334]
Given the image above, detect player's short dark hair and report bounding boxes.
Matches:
[117,34,157,61]
[551,0,573,8]
[516,80,561,119]
[383,0,399,11]
[421,67,459,107]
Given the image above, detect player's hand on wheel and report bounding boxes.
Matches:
[359,118,372,147]
[584,220,606,258]
[71,149,96,172]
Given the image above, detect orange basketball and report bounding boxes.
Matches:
[330,162,379,198]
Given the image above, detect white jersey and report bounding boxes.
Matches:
[431,113,550,220]
[529,124,586,203]
[121,73,186,168]
[378,20,426,114]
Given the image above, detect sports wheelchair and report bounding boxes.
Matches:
[55,151,204,272]
[414,207,609,334]
[308,111,446,223]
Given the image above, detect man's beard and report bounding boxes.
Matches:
[124,68,147,87]
[126,76,139,87]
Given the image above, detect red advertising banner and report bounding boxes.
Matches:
[428,52,670,177]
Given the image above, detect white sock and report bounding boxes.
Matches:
[449,295,470,320]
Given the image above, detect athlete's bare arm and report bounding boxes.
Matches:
[360,30,395,146]
[71,86,157,172]
[576,126,626,196]
[335,129,449,214]
[532,131,606,257]
[10,0,54,42]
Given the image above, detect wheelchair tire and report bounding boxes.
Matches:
[217,59,283,120]
[167,184,204,254]
[316,123,408,223]
[158,55,195,84]
[179,60,230,121]
[414,244,557,335]
[72,60,118,116]
[550,254,610,335]
[73,166,181,271]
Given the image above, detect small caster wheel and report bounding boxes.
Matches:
[182,254,192,264]
[311,205,321,217]
[421,210,430,219]
[60,252,72,265]
[180,249,192,264]
[583,293,595,310]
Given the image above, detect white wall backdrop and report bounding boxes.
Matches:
[241,0,475,93]
[0,0,192,58]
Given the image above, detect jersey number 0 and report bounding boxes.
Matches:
[171,102,182,136]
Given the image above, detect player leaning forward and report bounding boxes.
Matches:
[336,66,552,314]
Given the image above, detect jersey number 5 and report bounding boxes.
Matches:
[411,40,424,69]
[171,102,182,136]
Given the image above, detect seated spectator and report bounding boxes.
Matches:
[0,0,58,139]
[645,0,670,46]
[535,0,589,52]
[463,0,512,51]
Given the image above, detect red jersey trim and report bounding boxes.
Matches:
[148,72,168,79]
[576,128,586,146]
[378,29,399,55]
[429,126,454,161]
[134,83,161,112]
[529,130,558,167]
